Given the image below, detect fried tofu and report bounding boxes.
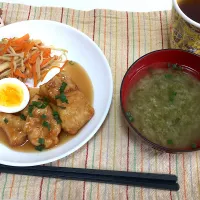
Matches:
[0,113,27,146]
[56,90,94,134]
[24,95,61,149]
[39,71,78,103]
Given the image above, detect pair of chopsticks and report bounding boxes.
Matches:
[0,164,179,191]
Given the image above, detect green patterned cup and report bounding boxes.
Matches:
[170,0,200,55]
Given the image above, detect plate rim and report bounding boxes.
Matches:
[0,20,113,166]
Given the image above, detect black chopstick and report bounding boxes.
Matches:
[0,164,179,191]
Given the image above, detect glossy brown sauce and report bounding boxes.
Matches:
[62,61,93,104]
[0,61,93,152]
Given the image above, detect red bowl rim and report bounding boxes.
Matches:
[120,49,200,153]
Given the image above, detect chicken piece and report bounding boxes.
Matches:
[29,87,39,99]
[0,113,27,146]
[39,70,94,134]
[20,88,40,116]
[56,90,94,134]
[39,71,78,103]
[24,94,61,149]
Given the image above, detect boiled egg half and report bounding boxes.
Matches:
[0,78,30,113]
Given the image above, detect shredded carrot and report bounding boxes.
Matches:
[0,40,11,56]
[12,34,29,44]
[0,33,67,85]
[41,48,51,58]
[41,57,52,68]
[25,63,30,70]
[29,52,40,64]
[13,45,26,52]
[23,41,35,56]
[14,69,27,78]
[28,70,32,78]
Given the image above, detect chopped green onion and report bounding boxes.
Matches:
[38,138,45,145]
[42,121,51,131]
[172,64,178,70]
[164,74,172,79]
[32,101,48,109]
[35,138,46,151]
[69,61,74,65]
[60,94,68,102]
[55,81,68,104]
[55,93,68,103]
[129,116,134,122]
[28,105,34,117]
[28,100,49,117]
[59,82,67,93]
[126,111,134,122]
[35,145,45,151]
[169,91,177,102]
[167,139,173,145]
[38,97,50,102]
[53,111,62,124]
[20,114,26,121]
[41,114,47,119]
[192,143,197,149]
[4,118,8,124]
[168,62,182,70]
[126,112,132,117]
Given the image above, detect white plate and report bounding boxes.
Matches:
[0,20,113,166]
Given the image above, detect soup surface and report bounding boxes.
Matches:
[126,63,200,149]
[0,61,94,152]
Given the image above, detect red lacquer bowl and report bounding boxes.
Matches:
[120,49,200,153]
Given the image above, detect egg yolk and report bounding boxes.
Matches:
[0,83,24,107]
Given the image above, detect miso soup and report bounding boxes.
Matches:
[126,63,200,149]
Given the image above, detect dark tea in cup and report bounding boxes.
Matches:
[178,0,200,23]
[170,0,200,55]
